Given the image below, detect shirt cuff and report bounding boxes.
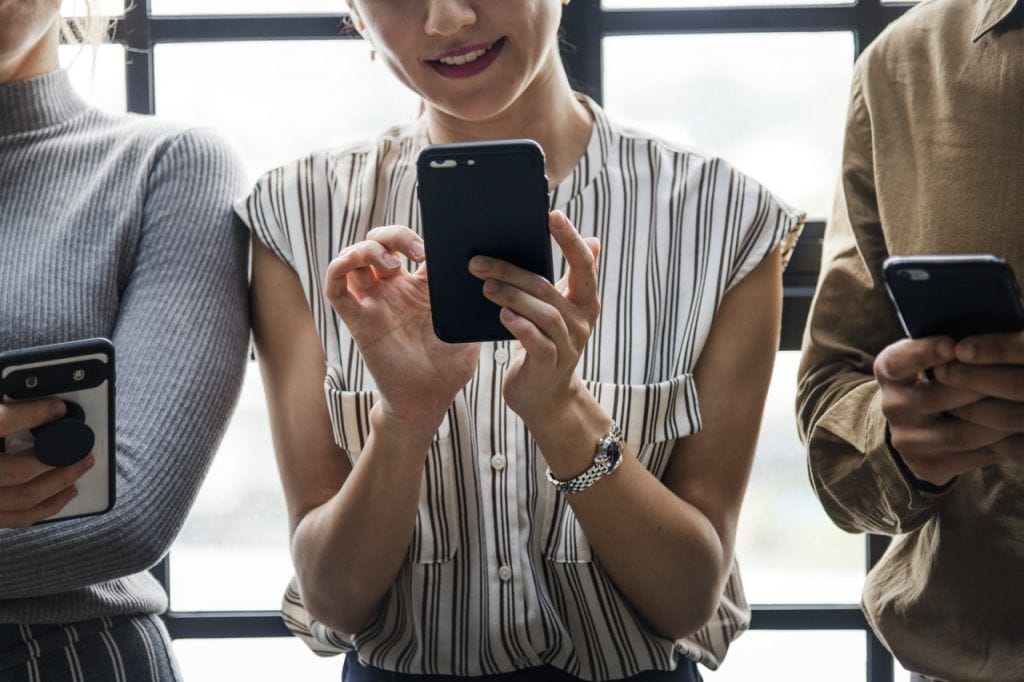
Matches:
[862,390,957,532]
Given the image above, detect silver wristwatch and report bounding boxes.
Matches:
[546,423,624,495]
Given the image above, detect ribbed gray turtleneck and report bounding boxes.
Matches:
[0,70,249,624]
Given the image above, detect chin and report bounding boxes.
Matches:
[432,90,521,125]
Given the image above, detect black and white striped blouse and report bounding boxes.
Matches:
[236,97,803,681]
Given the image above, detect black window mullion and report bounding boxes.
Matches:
[122,0,154,115]
[147,15,355,42]
[857,4,899,677]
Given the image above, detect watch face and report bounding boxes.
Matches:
[606,440,622,462]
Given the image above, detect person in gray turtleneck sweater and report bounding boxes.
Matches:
[0,2,248,680]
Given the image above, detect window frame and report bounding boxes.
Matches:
[98,2,918,679]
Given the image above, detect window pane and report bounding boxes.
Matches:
[895,659,915,680]
[736,352,864,604]
[604,0,849,7]
[152,0,342,15]
[603,32,854,219]
[703,631,866,681]
[154,41,420,182]
[60,44,125,113]
[170,364,292,611]
[174,638,343,681]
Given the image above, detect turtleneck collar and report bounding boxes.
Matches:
[0,70,88,136]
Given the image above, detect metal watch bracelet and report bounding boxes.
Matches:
[546,422,624,495]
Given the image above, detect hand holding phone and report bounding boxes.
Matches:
[469,209,602,431]
[323,225,481,428]
[0,339,115,525]
[876,256,1024,486]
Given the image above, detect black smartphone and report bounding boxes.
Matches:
[883,255,1024,340]
[416,139,553,343]
[0,338,116,522]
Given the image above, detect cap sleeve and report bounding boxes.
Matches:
[234,164,297,271]
[718,162,806,293]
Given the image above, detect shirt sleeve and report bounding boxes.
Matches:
[234,164,297,272]
[0,127,249,599]
[718,159,806,294]
[796,66,955,537]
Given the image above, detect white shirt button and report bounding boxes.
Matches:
[493,347,509,364]
[497,565,513,581]
[490,453,507,471]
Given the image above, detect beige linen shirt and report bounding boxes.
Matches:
[798,0,1024,679]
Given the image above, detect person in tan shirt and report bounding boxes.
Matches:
[797,0,1024,679]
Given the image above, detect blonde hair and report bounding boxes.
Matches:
[60,0,111,48]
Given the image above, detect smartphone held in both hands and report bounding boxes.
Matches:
[883,255,1024,340]
[417,139,554,343]
[0,338,116,523]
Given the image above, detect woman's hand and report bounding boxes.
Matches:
[325,225,479,426]
[0,399,94,528]
[469,211,601,425]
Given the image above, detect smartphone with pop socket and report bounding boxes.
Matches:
[883,255,1024,340]
[416,139,554,343]
[0,338,115,523]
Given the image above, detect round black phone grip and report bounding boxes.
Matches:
[30,401,94,467]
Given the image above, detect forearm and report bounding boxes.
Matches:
[0,276,248,598]
[0,155,247,597]
[291,405,439,635]
[797,65,946,534]
[575,459,726,638]
[529,390,728,640]
[799,372,944,535]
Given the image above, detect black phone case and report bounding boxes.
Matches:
[417,140,553,343]
[0,338,116,523]
[883,255,1024,340]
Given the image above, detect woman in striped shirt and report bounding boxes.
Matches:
[240,1,803,680]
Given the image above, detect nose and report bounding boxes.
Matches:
[424,0,477,37]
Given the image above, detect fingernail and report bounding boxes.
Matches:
[70,487,79,499]
[470,256,492,272]
[958,341,975,361]
[51,401,67,419]
[500,307,518,322]
[937,339,955,359]
[382,253,401,268]
[552,210,569,229]
[82,454,95,469]
[410,240,425,260]
[933,364,948,380]
[484,280,501,294]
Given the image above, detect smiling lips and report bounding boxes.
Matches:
[427,37,506,79]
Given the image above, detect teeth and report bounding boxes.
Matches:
[439,47,489,66]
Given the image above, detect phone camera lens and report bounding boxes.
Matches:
[73,369,86,382]
[900,269,931,282]
[25,376,38,389]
